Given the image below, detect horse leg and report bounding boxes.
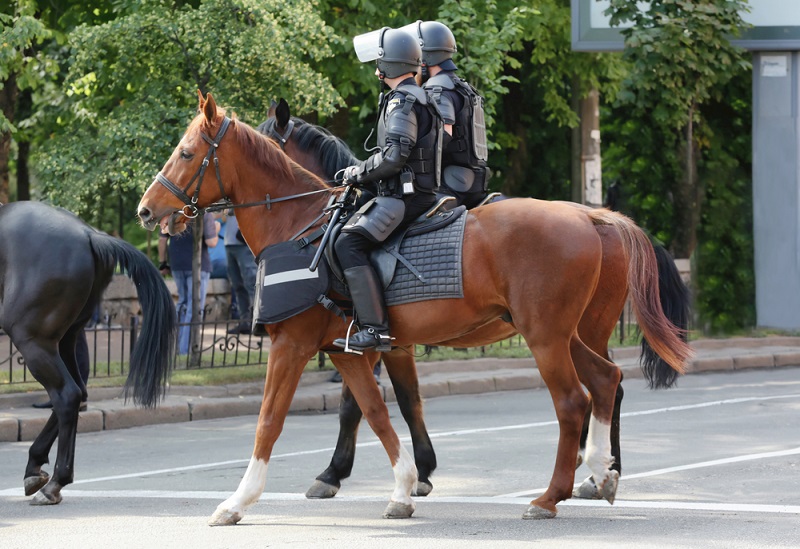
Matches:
[17,338,83,505]
[24,412,58,496]
[568,337,622,504]
[523,337,589,519]
[574,380,624,499]
[306,347,436,499]
[305,381,363,499]
[330,353,417,519]
[383,348,436,496]
[209,341,311,526]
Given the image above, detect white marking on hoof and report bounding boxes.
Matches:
[585,415,614,486]
[210,456,268,526]
[305,480,339,499]
[522,504,557,519]
[30,489,61,506]
[600,470,620,504]
[413,480,433,497]
[383,500,415,519]
[572,476,602,500]
[390,445,417,508]
[208,506,242,526]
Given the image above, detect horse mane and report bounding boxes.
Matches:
[256,117,360,179]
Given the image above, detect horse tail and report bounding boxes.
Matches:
[88,231,177,407]
[588,209,693,386]
[639,244,691,388]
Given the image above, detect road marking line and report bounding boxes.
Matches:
[496,446,800,498]
[2,489,798,515]
[1,392,797,493]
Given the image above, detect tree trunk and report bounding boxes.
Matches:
[673,102,700,258]
[190,216,203,368]
[580,88,602,207]
[570,78,582,203]
[0,75,19,204]
[15,88,33,201]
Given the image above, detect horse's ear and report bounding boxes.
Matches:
[267,100,278,119]
[197,89,205,109]
[204,93,217,123]
[276,98,290,127]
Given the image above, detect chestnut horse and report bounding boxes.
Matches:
[137,93,691,526]
[258,99,690,500]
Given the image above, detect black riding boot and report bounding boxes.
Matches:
[333,265,392,352]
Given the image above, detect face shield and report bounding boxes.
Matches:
[353,27,390,63]
[397,21,423,45]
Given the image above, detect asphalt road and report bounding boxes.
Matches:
[1,368,798,548]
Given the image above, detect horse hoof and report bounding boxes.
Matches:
[208,507,242,526]
[383,500,415,519]
[24,472,49,496]
[522,504,557,520]
[575,453,583,470]
[30,489,61,506]
[599,470,619,505]
[413,480,433,497]
[305,480,340,499]
[572,476,601,500]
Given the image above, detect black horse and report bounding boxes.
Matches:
[0,201,177,505]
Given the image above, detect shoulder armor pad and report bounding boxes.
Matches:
[395,84,429,106]
[424,73,456,91]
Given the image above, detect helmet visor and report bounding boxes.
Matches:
[397,21,422,43]
[353,28,386,63]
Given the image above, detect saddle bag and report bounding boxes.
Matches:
[253,241,331,325]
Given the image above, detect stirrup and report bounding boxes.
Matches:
[341,320,364,356]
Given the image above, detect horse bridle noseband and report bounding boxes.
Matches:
[155,116,232,218]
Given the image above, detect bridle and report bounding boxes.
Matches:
[155,114,345,220]
[266,118,295,150]
[155,116,232,219]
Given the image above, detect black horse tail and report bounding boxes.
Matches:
[88,232,177,407]
[640,244,691,389]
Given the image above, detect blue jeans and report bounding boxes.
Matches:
[225,245,257,324]
[173,270,211,355]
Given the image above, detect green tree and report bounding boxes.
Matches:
[32,0,342,221]
[605,0,751,257]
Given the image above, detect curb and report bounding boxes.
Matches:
[1,344,799,443]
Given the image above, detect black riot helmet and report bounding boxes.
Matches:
[354,27,422,79]
[401,21,457,77]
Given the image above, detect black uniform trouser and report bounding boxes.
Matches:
[336,191,436,271]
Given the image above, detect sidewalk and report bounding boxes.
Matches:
[1,337,799,443]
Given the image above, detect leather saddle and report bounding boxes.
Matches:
[324,200,467,294]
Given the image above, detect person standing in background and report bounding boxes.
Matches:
[159,213,219,354]
[224,211,257,335]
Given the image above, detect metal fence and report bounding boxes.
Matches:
[0,308,275,385]
[1,301,641,386]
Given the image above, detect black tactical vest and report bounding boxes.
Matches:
[377,85,442,194]
[425,73,488,170]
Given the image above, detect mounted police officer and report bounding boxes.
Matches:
[332,27,442,353]
[402,21,490,209]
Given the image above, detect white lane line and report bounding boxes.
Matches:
[1,392,798,494]
[495,446,800,498]
[2,489,798,515]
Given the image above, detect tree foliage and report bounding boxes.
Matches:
[605,0,751,257]
[32,0,342,219]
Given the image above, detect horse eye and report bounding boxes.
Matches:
[180,150,194,160]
